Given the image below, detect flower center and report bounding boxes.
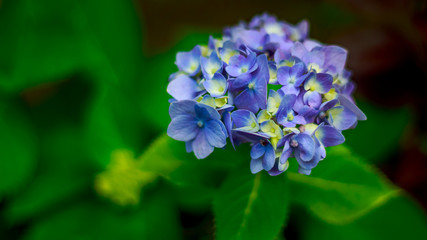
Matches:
[248,82,255,89]
[197,120,204,128]
[319,111,326,119]
[290,139,299,148]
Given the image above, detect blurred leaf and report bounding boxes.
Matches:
[344,100,412,163]
[0,100,37,197]
[0,0,143,92]
[4,125,94,224]
[23,188,182,240]
[287,145,399,224]
[298,195,427,240]
[213,167,290,240]
[138,133,248,187]
[85,85,147,168]
[4,171,88,225]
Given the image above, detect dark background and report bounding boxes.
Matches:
[0,0,427,239]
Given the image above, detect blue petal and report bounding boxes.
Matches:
[295,146,321,170]
[167,75,199,100]
[298,167,312,175]
[250,143,266,159]
[294,133,315,161]
[169,100,196,119]
[262,144,275,171]
[223,112,235,149]
[229,73,252,91]
[250,158,264,174]
[185,141,193,153]
[204,119,227,148]
[231,109,259,132]
[175,46,201,76]
[315,125,345,147]
[203,72,228,97]
[338,94,367,120]
[192,130,214,159]
[167,115,199,141]
[280,141,292,164]
[201,51,223,80]
[195,103,221,120]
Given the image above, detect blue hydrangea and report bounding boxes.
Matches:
[167,13,366,175]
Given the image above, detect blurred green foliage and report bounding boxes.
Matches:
[0,0,426,239]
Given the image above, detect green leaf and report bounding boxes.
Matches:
[297,195,427,240]
[213,167,290,240]
[287,145,399,224]
[344,100,412,163]
[0,100,37,196]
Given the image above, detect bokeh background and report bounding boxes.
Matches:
[1,0,427,239]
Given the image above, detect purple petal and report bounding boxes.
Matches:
[322,46,347,74]
[280,141,292,164]
[231,130,269,145]
[295,147,321,170]
[315,125,345,147]
[338,94,367,120]
[291,42,308,59]
[167,115,199,141]
[254,54,270,84]
[303,91,322,109]
[277,66,291,85]
[328,106,357,130]
[277,94,297,121]
[234,89,259,113]
[294,133,315,161]
[229,73,252,91]
[319,99,338,112]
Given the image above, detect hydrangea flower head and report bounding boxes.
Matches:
[167,13,366,175]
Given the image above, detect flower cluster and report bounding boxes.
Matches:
[167,13,366,175]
